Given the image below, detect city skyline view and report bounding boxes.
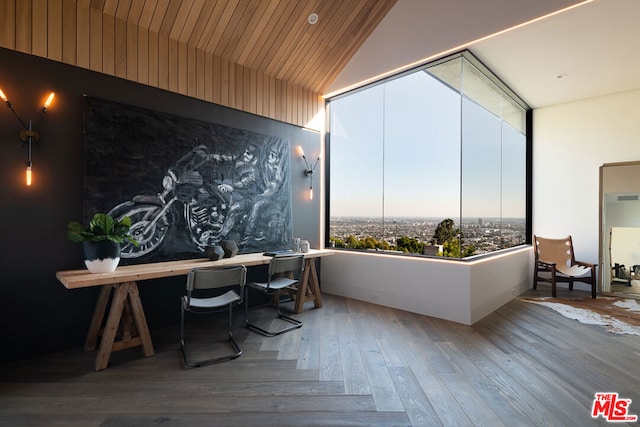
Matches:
[330,215,527,255]
[327,52,528,257]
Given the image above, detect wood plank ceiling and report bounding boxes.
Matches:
[89,0,397,94]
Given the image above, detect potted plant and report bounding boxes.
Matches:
[67,213,138,273]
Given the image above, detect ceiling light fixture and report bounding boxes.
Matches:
[308,13,319,25]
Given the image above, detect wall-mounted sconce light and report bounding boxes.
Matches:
[0,86,54,186]
[296,145,320,200]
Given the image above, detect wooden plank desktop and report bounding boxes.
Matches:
[56,249,334,370]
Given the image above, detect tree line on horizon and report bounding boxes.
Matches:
[330,218,476,258]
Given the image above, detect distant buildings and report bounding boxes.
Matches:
[330,216,526,255]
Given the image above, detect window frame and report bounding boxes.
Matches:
[324,50,532,260]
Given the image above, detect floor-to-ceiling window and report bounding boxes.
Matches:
[327,50,529,258]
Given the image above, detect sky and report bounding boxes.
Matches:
[329,66,526,220]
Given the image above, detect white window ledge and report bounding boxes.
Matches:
[321,246,533,325]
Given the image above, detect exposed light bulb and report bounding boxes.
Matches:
[26,161,32,186]
[43,92,55,111]
[1,90,52,188]
[298,145,319,201]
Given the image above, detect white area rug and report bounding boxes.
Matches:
[518,296,640,336]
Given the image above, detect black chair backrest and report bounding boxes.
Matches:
[187,265,247,292]
[268,254,304,279]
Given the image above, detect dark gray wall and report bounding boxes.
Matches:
[0,47,321,364]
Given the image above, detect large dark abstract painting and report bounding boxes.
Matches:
[82,96,292,263]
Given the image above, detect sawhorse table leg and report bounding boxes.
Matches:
[85,281,154,371]
[293,258,323,313]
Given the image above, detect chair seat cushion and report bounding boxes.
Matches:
[186,290,241,309]
[556,264,591,277]
[250,277,298,291]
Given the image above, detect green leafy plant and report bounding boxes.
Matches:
[67,213,138,246]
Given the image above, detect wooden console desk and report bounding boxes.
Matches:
[56,249,334,371]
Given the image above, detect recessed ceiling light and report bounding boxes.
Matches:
[308,13,319,25]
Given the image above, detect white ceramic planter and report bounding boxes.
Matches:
[82,240,121,273]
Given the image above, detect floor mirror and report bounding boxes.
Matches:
[600,160,640,297]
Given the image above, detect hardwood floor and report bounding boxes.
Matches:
[1,286,639,426]
[611,279,640,298]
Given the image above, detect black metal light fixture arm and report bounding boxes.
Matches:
[0,87,54,186]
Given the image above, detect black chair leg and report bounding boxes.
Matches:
[244,288,302,337]
[180,304,242,368]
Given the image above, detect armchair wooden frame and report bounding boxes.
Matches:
[533,235,597,298]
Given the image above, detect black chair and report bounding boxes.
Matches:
[180,265,246,367]
[245,254,304,336]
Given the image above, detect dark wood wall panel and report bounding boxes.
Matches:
[0,46,321,364]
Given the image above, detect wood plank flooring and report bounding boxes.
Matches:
[1,286,639,426]
[611,279,640,297]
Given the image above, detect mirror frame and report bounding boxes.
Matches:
[599,160,640,294]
